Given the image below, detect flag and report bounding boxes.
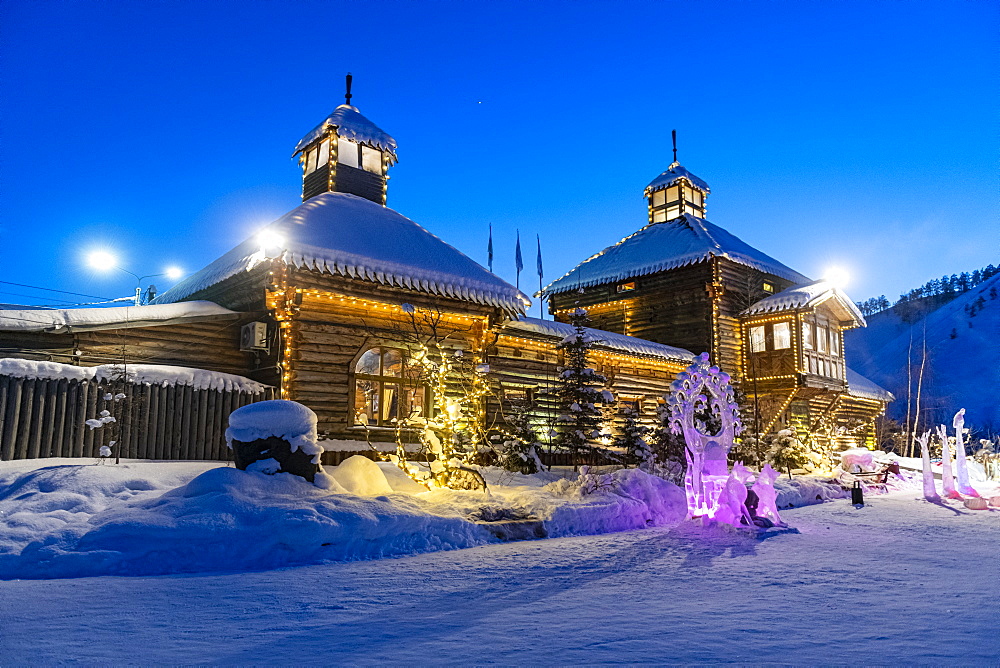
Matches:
[487,224,494,272]
[536,234,543,279]
[515,231,523,273]
[515,230,523,289]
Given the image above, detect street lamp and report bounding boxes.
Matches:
[86,250,184,305]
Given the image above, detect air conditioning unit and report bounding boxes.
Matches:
[240,321,269,352]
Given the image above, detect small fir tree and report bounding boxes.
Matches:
[767,429,810,479]
[554,308,610,466]
[498,403,544,474]
[613,405,653,469]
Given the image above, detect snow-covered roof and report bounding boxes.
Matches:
[502,317,694,363]
[644,163,710,194]
[154,192,529,314]
[742,280,866,326]
[0,301,239,334]
[540,214,809,296]
[292,105,397,160]
[0,358,270,393]
[846,367,894,402]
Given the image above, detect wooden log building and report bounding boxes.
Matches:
[1,82,891,461]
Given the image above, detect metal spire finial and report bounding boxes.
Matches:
[345,73,353,106]
[672,129,678,164]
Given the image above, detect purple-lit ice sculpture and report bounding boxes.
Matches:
[751,463,783,524]
[665,353,744,521]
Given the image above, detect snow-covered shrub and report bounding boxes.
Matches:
[497,403,544,475]
[613,405,653,469]
[767,429,810,478]
[544,465,615,498]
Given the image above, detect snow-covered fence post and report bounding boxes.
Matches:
[665,353,742,518]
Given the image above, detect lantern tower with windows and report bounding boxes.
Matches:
[292,74,398,205]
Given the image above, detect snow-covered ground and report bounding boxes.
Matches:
[1,459,997,663]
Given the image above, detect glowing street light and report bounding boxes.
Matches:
[257,229,285,258]
[84,250,186,305]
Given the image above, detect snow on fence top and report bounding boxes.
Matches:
[540,213,809,296]
[226,400,321,457]
[742,280,866,325]
[504,317,695,363]
[292,104,398,159]
[0,301,238,334]
[154,192,530,315]
[846,367,894,402]
[644,163,711,194]
[0,358,270,393]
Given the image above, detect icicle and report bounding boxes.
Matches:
[952,409,979,497]
[937,424,960,499]
[916,430,939,502]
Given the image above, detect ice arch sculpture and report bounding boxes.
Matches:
[665,353,744,519]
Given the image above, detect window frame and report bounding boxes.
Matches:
[352,345,429,428]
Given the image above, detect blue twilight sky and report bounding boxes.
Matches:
[1,0,997,311]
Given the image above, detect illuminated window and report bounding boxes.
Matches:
[666,206,681,220]
[802,322,813,349]
[652,210,667,223]
[652,190,666,207]
[817,326,828,353]
[749,326,765,353]
[352,346,427,427]
[617,282,636,292]
[763,282,775,294]
[303,147,317,174]
[664,185,679,203]
[773,322,791,349]
[688,189,703,207]
[338,138,360,168]
[317,138,330,170]
[829,330,839,356]
[362,146,382,174]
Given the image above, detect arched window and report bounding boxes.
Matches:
[352,346,428,427]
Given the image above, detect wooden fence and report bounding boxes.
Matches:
[0,374,275,461]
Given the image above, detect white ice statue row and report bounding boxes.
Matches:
[665,353,783,528]
[916,408,994,509]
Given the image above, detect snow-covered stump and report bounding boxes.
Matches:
[226,401,323,483]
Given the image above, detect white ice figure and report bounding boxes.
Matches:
[936,424,960,499]
[952,409,979,497]
[915,430,939,502]
[751,463,782,524]
[713,469,754,527]
[665,353,742,519]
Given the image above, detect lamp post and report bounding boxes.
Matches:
[86,251,183,305]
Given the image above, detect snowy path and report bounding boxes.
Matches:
[1,491,997,664]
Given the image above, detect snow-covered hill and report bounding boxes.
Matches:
[846,273,1000,430]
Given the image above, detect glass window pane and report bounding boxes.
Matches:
[356,348,381,375]
[652,190,666,207]
[689,190,703,207]
[382,348,403,377]
[750,326,765,353]
[317,138,330,168]
[338,138,359,167]
[684,204,699,217]
[362,146,382,174]
[665,185,679,203]
[652,210,667,223]
[773,322,791,349]
[802,322,813,349]
[403,386,425,420]
[354,379,379,426]
[305,148,316,173]
[829,330,839,356]
[382,384,400,423]
[665,206,680,220]
[817,327,828,353]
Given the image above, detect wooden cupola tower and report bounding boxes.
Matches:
[644,130,710,224]
[292,74,398,205]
